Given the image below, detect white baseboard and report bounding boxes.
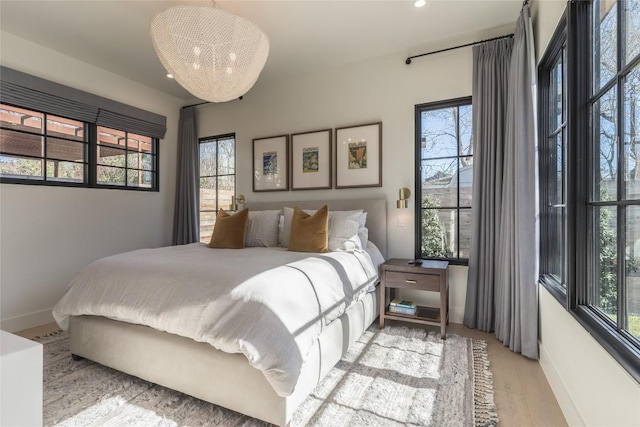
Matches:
[1,309,54,333]
[539,341,586,427]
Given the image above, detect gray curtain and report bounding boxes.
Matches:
[465,5,539,359]
[172,106,199,245]
[495,5,539,359]
[464,38,513,332]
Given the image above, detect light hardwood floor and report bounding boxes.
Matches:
[17,320,568,427]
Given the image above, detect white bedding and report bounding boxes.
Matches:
[53,244,378,397]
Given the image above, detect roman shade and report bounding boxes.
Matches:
[0,66,166,139]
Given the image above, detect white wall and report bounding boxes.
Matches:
[532,1,640,425]
[0,32,183,332]
[196,34,501,322]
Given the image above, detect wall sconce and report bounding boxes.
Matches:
[229,194,245,211]
[397,188,411,209]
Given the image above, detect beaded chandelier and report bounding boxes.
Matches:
[150,5,269,103]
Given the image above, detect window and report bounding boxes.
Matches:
[586,0,640,343]
[539,0,640,379]
[0,104,159,191]
[415,97,473,264]
[96,127,157,188]
[0,104,87,183]
[199,134,235,243]
[539,16,568,300]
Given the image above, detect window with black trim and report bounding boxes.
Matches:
[415,97,473,264]
[199,134,236,243]
[585,0,640,344]
[0,104,88,183]
[539,0,640,380]
[539,15,568,300]
[96,127,157,188]
[0,104,159,191]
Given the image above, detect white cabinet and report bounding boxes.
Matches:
[1,330,43,427]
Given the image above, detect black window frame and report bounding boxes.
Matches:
[415,96,473,265]
[539,12,569,304]
[0,102,159,192]
[539,0,640,381]
[198,133,236,243]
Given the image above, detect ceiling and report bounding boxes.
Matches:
[0,1,523,103]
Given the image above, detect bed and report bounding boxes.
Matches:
[53,198,387,426]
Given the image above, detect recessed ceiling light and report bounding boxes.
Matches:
[167,73,174,79]
[415,0,426,7]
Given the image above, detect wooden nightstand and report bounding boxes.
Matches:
[379,259,449,338]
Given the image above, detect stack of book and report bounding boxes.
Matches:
[389,299,417,316]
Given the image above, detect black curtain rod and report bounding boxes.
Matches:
[181,101,209,109]
[405,34,514,65]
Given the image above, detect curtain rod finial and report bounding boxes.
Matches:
[405,58,412,65]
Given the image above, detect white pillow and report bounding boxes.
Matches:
[245,210,281,247]
[282,207,363,251]
[358,212,368,248]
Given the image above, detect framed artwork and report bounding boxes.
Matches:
[290,128,332,190]
[253,134,289,192]
[335,122,382,188]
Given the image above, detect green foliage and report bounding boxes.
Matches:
[421,194,448,258]
[597,207,640,315]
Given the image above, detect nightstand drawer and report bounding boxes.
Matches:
[384,271,440,290]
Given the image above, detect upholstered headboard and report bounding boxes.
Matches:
[245,199,387,257]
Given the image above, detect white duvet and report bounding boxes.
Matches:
[53,244,378,397]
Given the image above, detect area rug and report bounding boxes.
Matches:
[38,326,498,427]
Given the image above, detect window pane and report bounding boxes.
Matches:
[97,165,125,185]
[550,132,565,206]
[0,104,43,133]
[420,108,458,158]
[0,154,42,179]
[593,86,618,201]
[97,126,126,148]
[625,0,640,64]
[0,130,43,158]
[47,138,85,162]
[459,157,473,207]
[421,158,457,208]
[551,55,564,131]
[459,209,472,259]
[420,208,452,258]
[593,0,618,91]
[46,115,84,141]
[200,141,217,177]
[624,64,640,200]
[218,175,235,211]
[46,160,84,182]
[549,206,566,286]
[97,146,126,167]
[127,133,152,151]
[126,152,154,171]
[458,105,473,156]
[218,138,235,175]
[592,205,618,319]
[127,169,139,186]
[200,212,216,244]
[627,205,640,340]
[200,177,216,211]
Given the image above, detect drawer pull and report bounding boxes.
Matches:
[405,279,417,284]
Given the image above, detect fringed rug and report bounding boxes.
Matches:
[38,326,498,427]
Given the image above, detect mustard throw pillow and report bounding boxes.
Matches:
[208,208,249,249]
[288,205,329,253]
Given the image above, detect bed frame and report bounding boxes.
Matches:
[69,199,386,426]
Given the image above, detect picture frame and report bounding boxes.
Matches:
[253,134,289,192]
[290,128,332,190]
[335,122,382,188]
